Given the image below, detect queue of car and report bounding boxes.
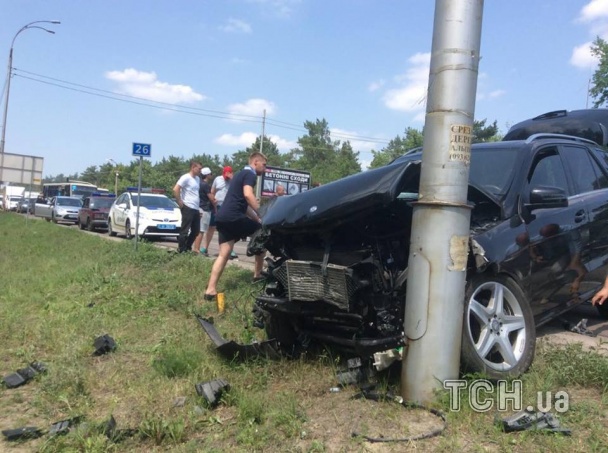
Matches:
[27,188,182,239]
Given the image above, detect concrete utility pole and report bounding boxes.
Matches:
[402,0,484,404]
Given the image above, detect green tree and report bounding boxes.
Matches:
[231,135,284,171]
[473,119,501,142]
[589,36,608,107]
[369,127,424,169]
[288,118,361,183]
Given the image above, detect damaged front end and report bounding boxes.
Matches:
[250,161,420,357]
[248,158,501,360]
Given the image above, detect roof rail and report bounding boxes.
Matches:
[525,133,599,146]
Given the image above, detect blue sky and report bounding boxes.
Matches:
[1,0,606,177]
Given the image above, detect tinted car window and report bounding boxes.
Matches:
[130,195,176,209]
[528,151,569,194]
[57,198,83,207]
[469,146,519,196]
[561,145,604,194]
[90,198,115,209]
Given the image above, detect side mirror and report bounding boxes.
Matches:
[526,186,568,210]
[117,203,127,209]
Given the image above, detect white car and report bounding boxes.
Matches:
[108,190,181,239]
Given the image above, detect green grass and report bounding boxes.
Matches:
[1,212,607,452]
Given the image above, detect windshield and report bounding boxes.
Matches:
[90,198,115,209]
[468,146,519,197]
[57,198,82,207]
[131,195,176,209]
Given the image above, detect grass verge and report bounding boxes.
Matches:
[0,212,607,452]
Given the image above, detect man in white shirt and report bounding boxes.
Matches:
[173,160,202,253]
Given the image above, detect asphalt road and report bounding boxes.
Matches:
[21,212,608,352]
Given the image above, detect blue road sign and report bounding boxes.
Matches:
[132,143,151,157]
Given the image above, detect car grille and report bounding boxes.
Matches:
[274,260,357,311]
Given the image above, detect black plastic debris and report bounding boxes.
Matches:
[49,416,82,436]
[196,316,281,361]
[497,409,571,435]
[2,427,44,441]
[93,334,117,356]
[102,415,136,442]
[2,362,47,389]
[104,415,117,439]
[336,356,368,385]
[195,379,230,407]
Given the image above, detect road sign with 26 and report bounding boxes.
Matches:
[132,143,151,157]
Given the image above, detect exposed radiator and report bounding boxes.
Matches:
[274,260,357,310]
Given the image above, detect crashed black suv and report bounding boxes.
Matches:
[251,133,608,379]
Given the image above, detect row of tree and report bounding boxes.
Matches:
[45,118,501,195]
[39,34,608,195]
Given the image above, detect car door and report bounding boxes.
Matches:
[112,194,128,231]
[521,145,590,317]
[563,145,608,291]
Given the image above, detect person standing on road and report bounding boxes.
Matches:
[207,166,238,259]
[173,160,202,253]
[204,153,267,299]
[193,167,214,255]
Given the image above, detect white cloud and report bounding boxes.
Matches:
[226,98,276,120]
[488,89,506,99]
[368,79,385,92]
[214,132,296,151]
[105,68,204,104]
[571,41,598,69]
[330,127,380,152]
[382,52,430,112]
[578,0,608,22]
[215,132,259,147]
[219,18,252,33]
[246,0,301,18]
[572,1,608,69]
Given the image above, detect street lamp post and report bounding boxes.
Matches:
[0,20,61,155]
[107,159,119,195]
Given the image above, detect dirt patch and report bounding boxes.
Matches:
[292,386,445,451]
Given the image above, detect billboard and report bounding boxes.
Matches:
[261,166,311,197]
[0,152,44,186]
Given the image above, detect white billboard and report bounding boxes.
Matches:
[0,152,44,185]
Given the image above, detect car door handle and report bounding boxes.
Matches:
[574,210,586,223]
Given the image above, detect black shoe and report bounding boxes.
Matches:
[204,293,217,301]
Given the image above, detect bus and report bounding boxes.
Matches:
[41,180,98,200]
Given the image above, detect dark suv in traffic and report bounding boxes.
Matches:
[250,133,608,379]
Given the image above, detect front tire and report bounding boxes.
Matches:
[125,220,133,239]
[461,275,535,379]
[108,220,117,237]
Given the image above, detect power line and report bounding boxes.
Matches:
[13,68,392,146]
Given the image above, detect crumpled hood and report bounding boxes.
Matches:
[262,161,420,231]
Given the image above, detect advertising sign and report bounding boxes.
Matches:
[0,152,44,185]
[261,166,311,197]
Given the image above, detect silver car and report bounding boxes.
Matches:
[36,196,82,224]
